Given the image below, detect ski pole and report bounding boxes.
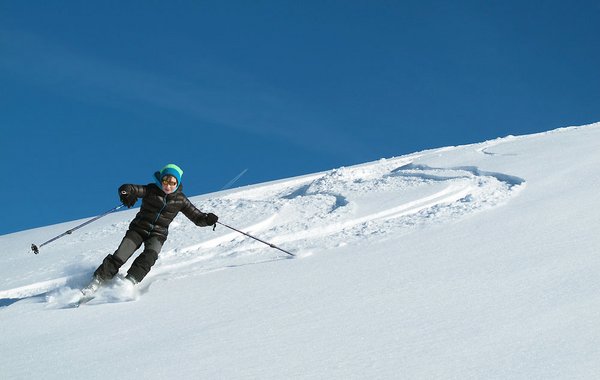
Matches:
[216,221,295,257]
[31,204,126,254]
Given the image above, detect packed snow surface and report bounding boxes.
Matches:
[1,123,599,379]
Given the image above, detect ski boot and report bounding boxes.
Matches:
[125,274,139,285]
[81,275,103,297]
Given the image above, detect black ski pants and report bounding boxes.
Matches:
[94,230,163,283]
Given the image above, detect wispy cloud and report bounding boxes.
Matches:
[1,30,367,157]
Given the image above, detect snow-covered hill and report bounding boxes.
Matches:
[2,123,599,379]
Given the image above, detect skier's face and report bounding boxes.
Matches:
[161,175,178,194]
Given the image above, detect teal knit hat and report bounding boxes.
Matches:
[158,164,183,188]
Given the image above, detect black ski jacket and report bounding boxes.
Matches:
[121,182,211,242]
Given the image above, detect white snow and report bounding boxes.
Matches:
[1,123,600,379]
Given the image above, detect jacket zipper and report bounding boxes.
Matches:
[148,196,168,236]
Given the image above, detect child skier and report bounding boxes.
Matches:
[82,164,218,296]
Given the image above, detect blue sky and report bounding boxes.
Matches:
[1,1,599,235]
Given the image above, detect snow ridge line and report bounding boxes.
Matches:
[0,275,72,300]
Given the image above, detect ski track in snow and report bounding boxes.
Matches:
[0,156,525,308]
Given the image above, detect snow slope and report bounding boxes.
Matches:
[1,123,599,379]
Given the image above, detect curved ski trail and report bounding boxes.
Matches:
[1,156,525,308]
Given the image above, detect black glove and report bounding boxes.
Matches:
[119,185,137,208]
[205,212,218,226]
